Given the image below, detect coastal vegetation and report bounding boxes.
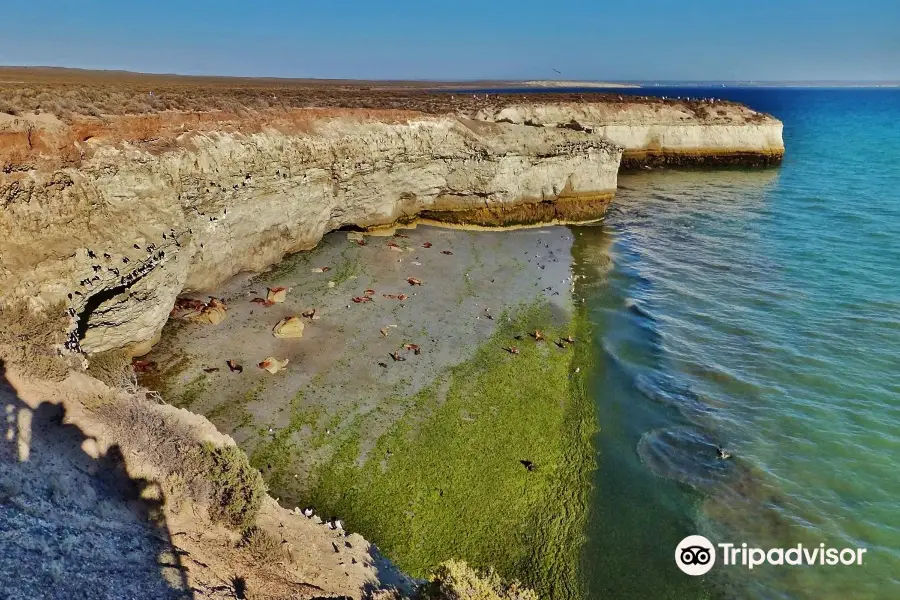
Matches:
[293,302,596,599]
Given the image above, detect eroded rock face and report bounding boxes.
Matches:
[467,101,785,167]
[0,111,621,353]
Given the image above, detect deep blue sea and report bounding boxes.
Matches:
[560,88,900,599]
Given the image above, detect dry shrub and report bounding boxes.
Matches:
[96,394,266,530]
[0,300,69,381]
[424,560,537,600]
[86,349,131,387]
[239,525,282,562]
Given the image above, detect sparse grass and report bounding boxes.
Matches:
[424,560,538,600]
[175,373,208,409]
[0,300,70,381]
[309,302,596,599]
[249,394,324,491]
[207,381,263,431]
[199,442,267,530]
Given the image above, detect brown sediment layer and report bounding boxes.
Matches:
[621,148,784,170]
[419,192,615,228]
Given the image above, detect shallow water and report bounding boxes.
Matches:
[575,88,900,599]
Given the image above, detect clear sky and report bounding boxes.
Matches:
[1,0,898,81]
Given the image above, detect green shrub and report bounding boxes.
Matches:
[198,443,267,530]
[424,560,538,600]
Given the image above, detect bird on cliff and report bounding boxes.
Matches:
[329,517,344,532]
[302,507,314,518]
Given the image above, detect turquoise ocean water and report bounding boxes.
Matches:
[570,88,900,599]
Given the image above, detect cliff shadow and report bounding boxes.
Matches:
[0,359,193,600]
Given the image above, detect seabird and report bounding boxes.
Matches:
[328,517,344,531]
[302,507,314,518]
[717,447,732,460]
[520,460,536,471]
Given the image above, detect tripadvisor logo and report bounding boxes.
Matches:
[676,535,716,575]
[675,535,867,575]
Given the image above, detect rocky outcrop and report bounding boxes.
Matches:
[467,100,784,168]
[0,109,621,354]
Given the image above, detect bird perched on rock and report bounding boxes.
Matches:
[302,507,314,518]
[329,517,344,531]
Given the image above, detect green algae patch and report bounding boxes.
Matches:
[309,302,596,599]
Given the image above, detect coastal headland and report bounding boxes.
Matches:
[0,68,784,600]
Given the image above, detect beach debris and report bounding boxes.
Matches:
[355,239,367,246]
[273,317,305,338]
[387,241,403,252]
[554,340,567,349]
[406,277,423,286]
[132,359,157,373]
[505,346,520,355]
[390,351,406,362]
[352,296,374,304]
[328,281,336,288]
[226,360,243,373]
[412,261,422,266]
[380,327,390,337]
[532,330,545,341]
[259,357,289,374]
[203,367,220,373]
[394,233,409,238]
[403,343,421,355]
[251,297,275,307]
[301,308,317,319]
[267,286,289,304]
[520,460,536,472]
[717,447,732,460]
[422,242,433,248]
[574,367,581,374]
[563,335,576,344]
[378,362,388,368]
[364,289,375,297]
[383,293,408,301]
[311,267,331,273]
[441,250,453,255]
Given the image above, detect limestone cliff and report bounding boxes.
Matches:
[467,100,784,167]
[0,109,620,353]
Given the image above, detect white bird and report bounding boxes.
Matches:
[302,507,314,518]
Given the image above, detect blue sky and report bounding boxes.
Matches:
[1,0,898,81]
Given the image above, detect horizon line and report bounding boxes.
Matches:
[1,65,898,85]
